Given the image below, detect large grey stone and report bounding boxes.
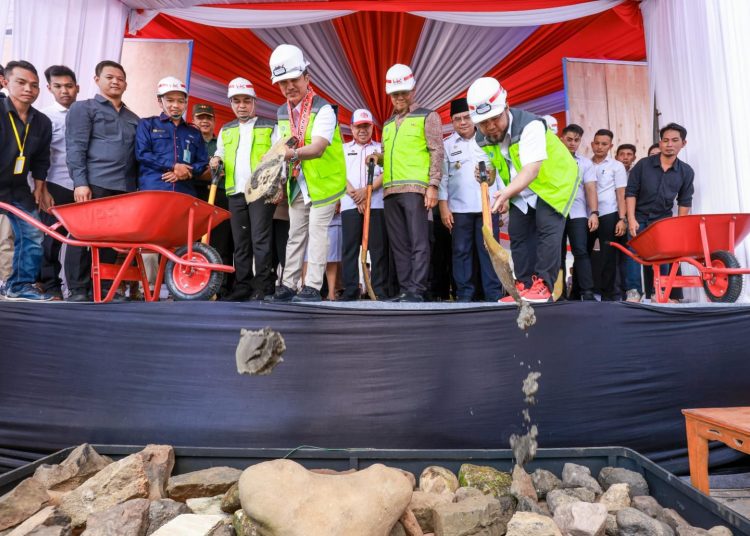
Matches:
[617,508,675,536]
[146,499,191,535]
[515,496,546,514]
[599,483,631,513]
[419,467,459,495]
[5,507,70,536]
[562,487,596,503]
[408,491,452,532]
[168,467,242,503]
[80,498,150,536]
[457,464,512,498]
[150,514,226,536]
[562,464,602,495]
[433,494,514,536]
[505,512,562,536]
[58,451,150,528]
[657,509,689,531]
[510,465,537,502]
[598,468,649,498]
[631,496,663,518]
[238,459,412,536]
[0,479,50,531]
[531,469,561,500]
[33,445,111,493]
[546,489,579,515]
[554,501,607,536]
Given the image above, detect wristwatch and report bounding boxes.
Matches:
[590,211,599,216]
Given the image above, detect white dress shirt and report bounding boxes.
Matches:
[342,139,384,212]
[584,156,628,217]
[568,154,595,220]
[42,102,73,190]
[439,131,500,213]
[496,113,548,214]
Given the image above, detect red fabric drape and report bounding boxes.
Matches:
[333,12,424,124]
[134,14,353,125]
[216,0,595,12]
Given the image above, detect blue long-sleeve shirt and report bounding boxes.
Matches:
[135,113,208,195]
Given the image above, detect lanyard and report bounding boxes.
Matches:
[287,88,316,179]
[9,113,30,156]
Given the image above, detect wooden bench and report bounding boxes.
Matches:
[682,407,750,494]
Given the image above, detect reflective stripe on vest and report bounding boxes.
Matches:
[475,108,579,217]
[277,95,347,207]
[382,108,431,189]
[221,118,275,196]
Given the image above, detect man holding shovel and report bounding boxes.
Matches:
[467,77,579,303]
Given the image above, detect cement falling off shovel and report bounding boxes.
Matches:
[478,162,536,329]
[246,136,299,204]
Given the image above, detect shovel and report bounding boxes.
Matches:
[360,160,377,300]
[479,161,521,303]
[202,162,223,244]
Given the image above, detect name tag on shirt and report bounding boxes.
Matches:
[450,149,463,157]
[13,156,26,175]
[347,151,358,156]
[183,148,192,163]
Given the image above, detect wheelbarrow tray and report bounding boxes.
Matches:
[629,213,750,262]
[50,191,230,248]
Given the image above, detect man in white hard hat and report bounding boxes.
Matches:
[210,77,277,301]
[265,44,347,303]
[467,77,579,303]
[340,108,387,300]
[366,64,444,303]
[135,76,207,196]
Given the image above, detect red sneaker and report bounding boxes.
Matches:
[499,281,526,303]
[523,276,552,303]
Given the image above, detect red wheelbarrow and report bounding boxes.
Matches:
[0,191,234,302]
[610,214,750,303]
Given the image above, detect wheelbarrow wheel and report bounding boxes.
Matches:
[703,250,743,303]
[165,242,224,301]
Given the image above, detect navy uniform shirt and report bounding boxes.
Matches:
[135,113,208,196]
[625,154,694,221]
[0,97,52,210]
[65,94,139,193]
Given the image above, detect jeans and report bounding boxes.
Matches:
[5,199,43,292]
[452,212,503,301]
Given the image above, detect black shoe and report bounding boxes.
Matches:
[339,291,360,302]
[292,286,322,303]
[582,291,596,301]
[395,292,424,303]
[247,289,267,301]
[265,285,296,302]
[224,287,251,302]
[457,296,472,303]
[66,290,90,303]
[388,293,407,302]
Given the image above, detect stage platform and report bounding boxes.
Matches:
[0,300,748,475]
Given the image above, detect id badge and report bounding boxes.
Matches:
[182,148,192,164]
[13,156,26,175]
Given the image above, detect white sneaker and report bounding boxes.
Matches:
[625,289,641,303]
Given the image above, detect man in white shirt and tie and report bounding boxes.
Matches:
[39,65,79,299]
[438,98,503,302]
[340,109,387,300]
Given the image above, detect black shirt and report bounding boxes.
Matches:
[625,154,694,221]
[0,97,52,210]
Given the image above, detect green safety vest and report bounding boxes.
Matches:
[277,96,347,207]
[382,108,432,189]
[220,118,275,196]
[476,108,580,217]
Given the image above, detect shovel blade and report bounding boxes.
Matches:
[481,225,520,303]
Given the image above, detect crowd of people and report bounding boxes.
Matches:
[0,43,695,304]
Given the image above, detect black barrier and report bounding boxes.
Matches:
[0,301,748,474]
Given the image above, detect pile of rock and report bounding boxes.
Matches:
[0,445,735,536]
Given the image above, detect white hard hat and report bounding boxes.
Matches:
[227,77,256,99]
[156,76,187,97]
[385,64,415,95]
[543,114,558,134]
[352,109,374,126]
[269,44,310,84]
[467,77,508,124]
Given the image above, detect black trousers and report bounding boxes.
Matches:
[341,208,387,298]
[39,182,74,292]
[384,193,430,296]
[272,218,290,286]
[197,185,234,292]
[227,193,276,296]
[508,198,565,291]
[588,211,619,299]
[65,185,126,293]
[565,216,594,295]
[428,205,453,300]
